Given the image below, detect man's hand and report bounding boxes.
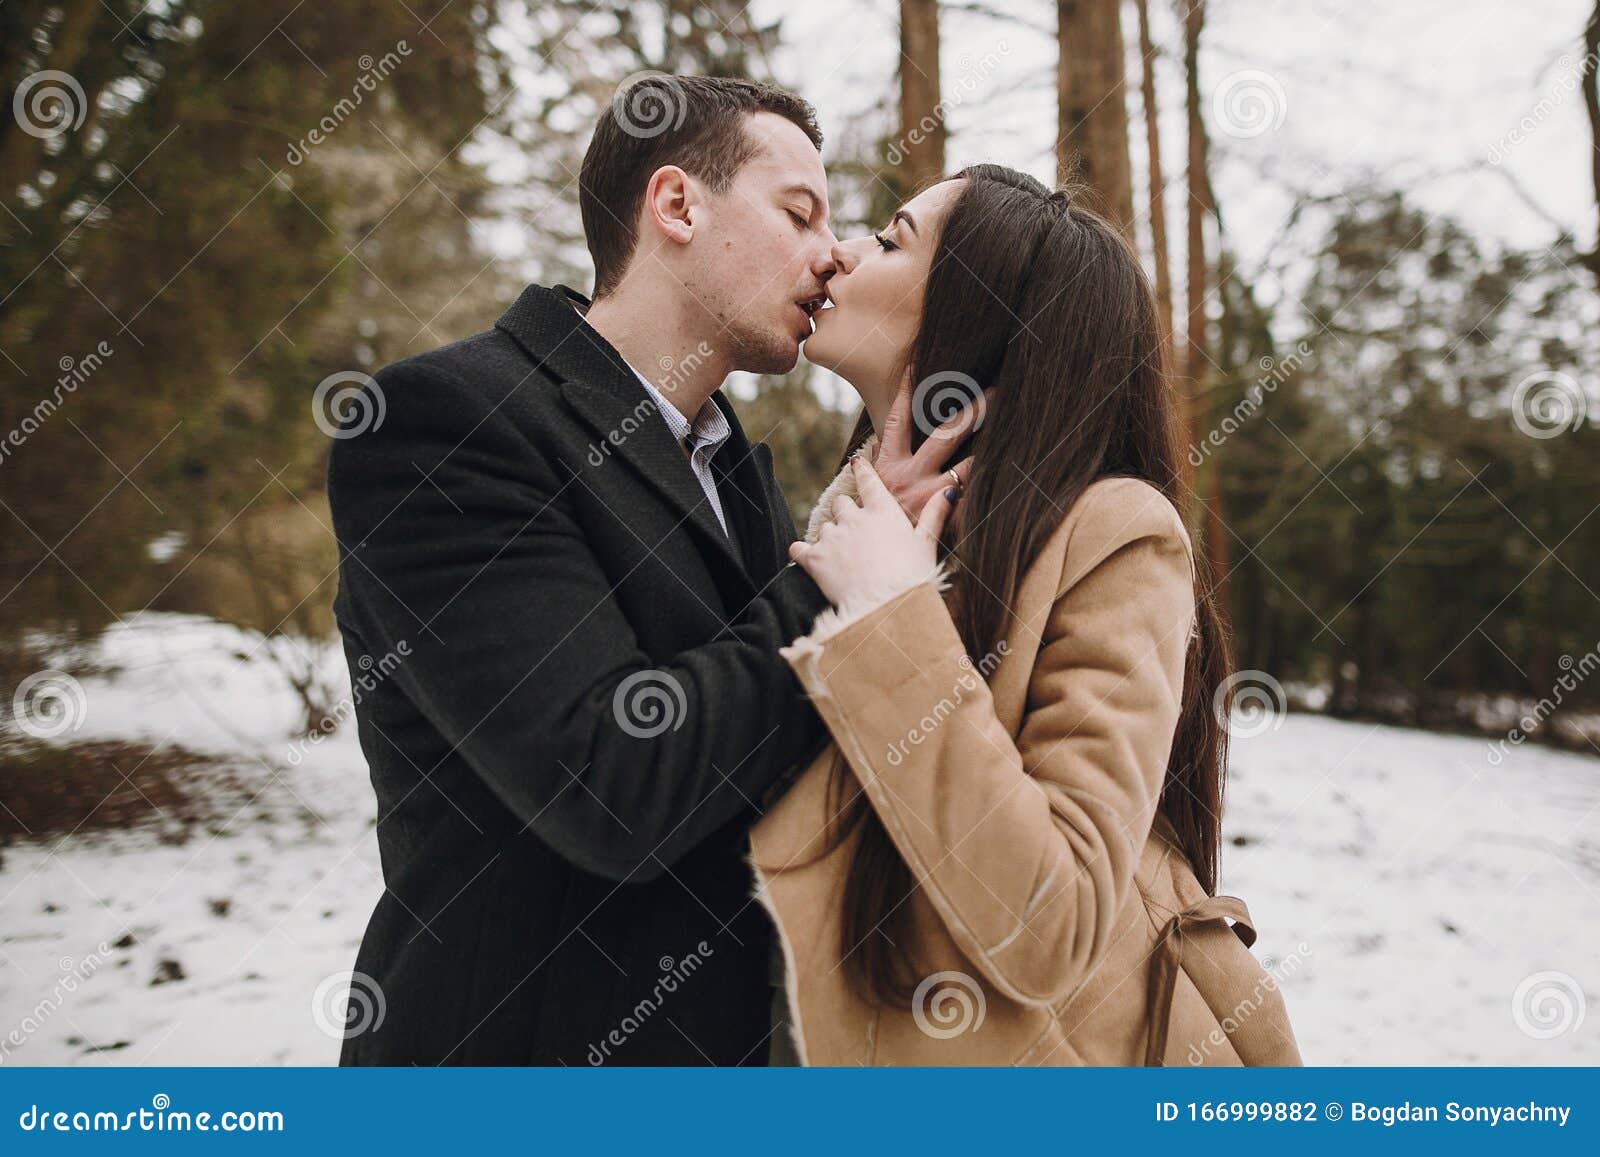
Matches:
[872,368,991,522]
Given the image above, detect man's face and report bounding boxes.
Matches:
[681,112,837,375]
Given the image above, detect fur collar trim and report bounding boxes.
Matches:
[803,435,878,544]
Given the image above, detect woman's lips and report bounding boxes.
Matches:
[795,291,835,338]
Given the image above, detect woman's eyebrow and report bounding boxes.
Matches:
[892,208,918,235]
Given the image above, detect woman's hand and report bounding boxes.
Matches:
[788,454,957,609]
[872,368,991,522]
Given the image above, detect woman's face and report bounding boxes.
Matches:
[801,179,964,416]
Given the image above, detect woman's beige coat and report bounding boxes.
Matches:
[748,460,1302,1066]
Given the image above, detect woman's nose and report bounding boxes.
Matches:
[830,239,857,274]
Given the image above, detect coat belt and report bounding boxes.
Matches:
[1143,894,1256,1066]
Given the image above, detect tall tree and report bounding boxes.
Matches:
[897,0,945,194]
[1581,1,1600,286]
[1180,0,1226,587]
[1056,0,1135,232]
[1135,0,1174,344]
[0,2,502,648]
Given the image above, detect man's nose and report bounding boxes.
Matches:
[812,229,839,281]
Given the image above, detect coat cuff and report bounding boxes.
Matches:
[783,560,953,651]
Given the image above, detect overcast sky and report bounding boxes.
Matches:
[762,0,1596,297]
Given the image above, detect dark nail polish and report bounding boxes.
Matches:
[945,487,960,501]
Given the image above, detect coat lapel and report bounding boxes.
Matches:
[712,409,785,580]
[495,284,750,583]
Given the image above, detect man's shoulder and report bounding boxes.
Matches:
[377,326,529,391]
[368,324,567,421]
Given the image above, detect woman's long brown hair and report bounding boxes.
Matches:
[776,164,1233,1007]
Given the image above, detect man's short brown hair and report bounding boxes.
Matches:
[579,75,823,297]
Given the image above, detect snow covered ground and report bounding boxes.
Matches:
[1,613,1596,1065]
[1222,714,1598,1064]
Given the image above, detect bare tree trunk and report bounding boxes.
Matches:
[1135,0,1174,345]
[1181,0,1228,590]
[1056,0,1136,234]
[1181,0,1209,462]
[1581,2,1600,285]
[898,0,945,192]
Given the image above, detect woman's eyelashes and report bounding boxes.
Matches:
[873,230,898,252]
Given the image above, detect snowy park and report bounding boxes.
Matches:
[1,613,1595,1066]
[6,0,1600,1081]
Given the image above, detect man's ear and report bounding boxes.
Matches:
[641,165,695,246]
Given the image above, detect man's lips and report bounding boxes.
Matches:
[795,289,835,337]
